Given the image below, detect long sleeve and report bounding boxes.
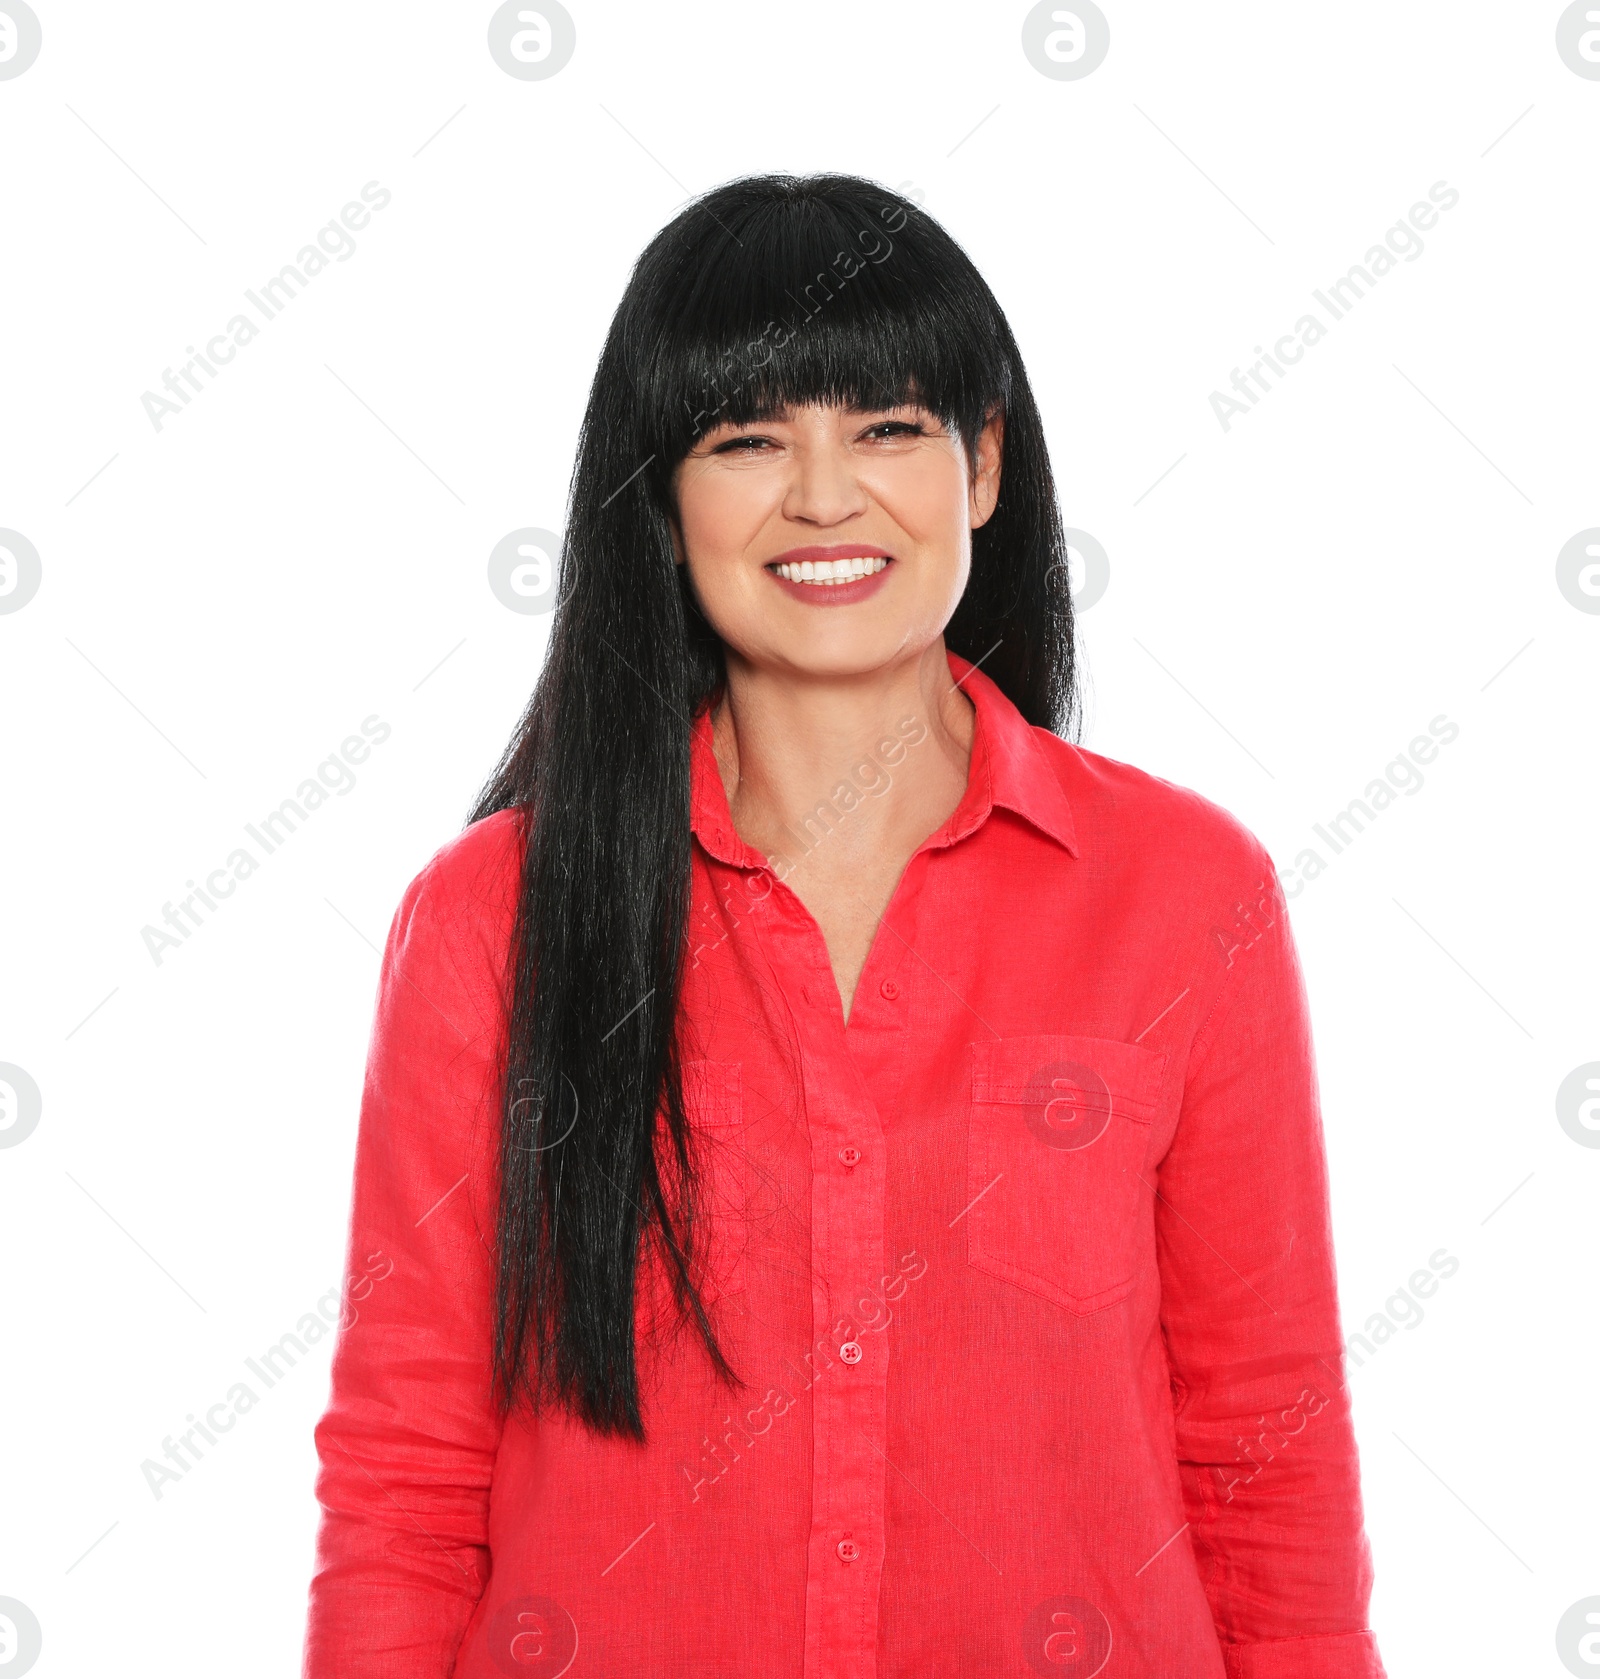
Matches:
[1155,854,1386,1679]
[303,818,520,1677]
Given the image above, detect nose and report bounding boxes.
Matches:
[781,435,870,528]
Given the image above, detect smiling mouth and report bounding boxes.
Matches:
[767,555,890,586]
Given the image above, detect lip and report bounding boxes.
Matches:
[769,544,893,566]
[764,543,895,607]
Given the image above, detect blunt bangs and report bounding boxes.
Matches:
[614,175,1016,492]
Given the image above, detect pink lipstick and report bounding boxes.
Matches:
[765,544,894,607]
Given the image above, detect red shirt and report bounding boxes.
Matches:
[304,653,1385,1679]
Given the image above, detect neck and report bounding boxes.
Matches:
[711,641,976,876]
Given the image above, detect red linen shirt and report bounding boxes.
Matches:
[304,653,1385,1679]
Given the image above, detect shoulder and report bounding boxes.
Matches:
[1033,729,1275,894]
[411,806,526,910]
[388,808,526,985]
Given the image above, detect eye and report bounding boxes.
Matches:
[860,419,928,441]
[710,433,777,455]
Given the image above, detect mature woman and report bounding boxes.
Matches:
[304,174,1385,1678]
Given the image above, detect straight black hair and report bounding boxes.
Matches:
[469,173,1079,1439]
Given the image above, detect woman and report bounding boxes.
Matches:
[304,175,1385,1678]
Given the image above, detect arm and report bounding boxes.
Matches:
[303,828,516,1677]
[1156,856,1386,1679]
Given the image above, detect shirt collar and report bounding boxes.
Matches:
[688,700,764,869]
[688,648,1079,868]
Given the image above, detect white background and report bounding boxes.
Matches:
[2,3,1597,1675]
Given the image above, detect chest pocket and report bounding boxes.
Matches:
[680,1058,747,1304]
[965,1035,1166,1315]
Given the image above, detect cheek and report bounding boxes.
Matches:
[676,457,779,553]
[868,451,969,551]
[872,456,972,617]
[674,479,776,651]
[682,548,758,646]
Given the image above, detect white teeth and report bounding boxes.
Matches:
[772,556,889,584]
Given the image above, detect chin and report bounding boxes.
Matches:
[770,623,940,680]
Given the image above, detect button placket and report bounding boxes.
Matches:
[803,1076,889,1678]
[744,855,895,1679]
[794,1025,891,1679]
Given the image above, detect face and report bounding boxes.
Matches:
[670,401,1003,681]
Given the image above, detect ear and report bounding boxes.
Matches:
[667,507,686,567]
[969,408,1005,530]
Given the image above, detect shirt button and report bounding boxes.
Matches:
[839,1340,863,1364]
[838,1145,861,1168]
[879,978,900,1001]
[837,1538,860,1563]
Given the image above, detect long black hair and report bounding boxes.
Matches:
[468,173,1079,1439]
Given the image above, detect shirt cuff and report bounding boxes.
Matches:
[1222,1630,1386,1679]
